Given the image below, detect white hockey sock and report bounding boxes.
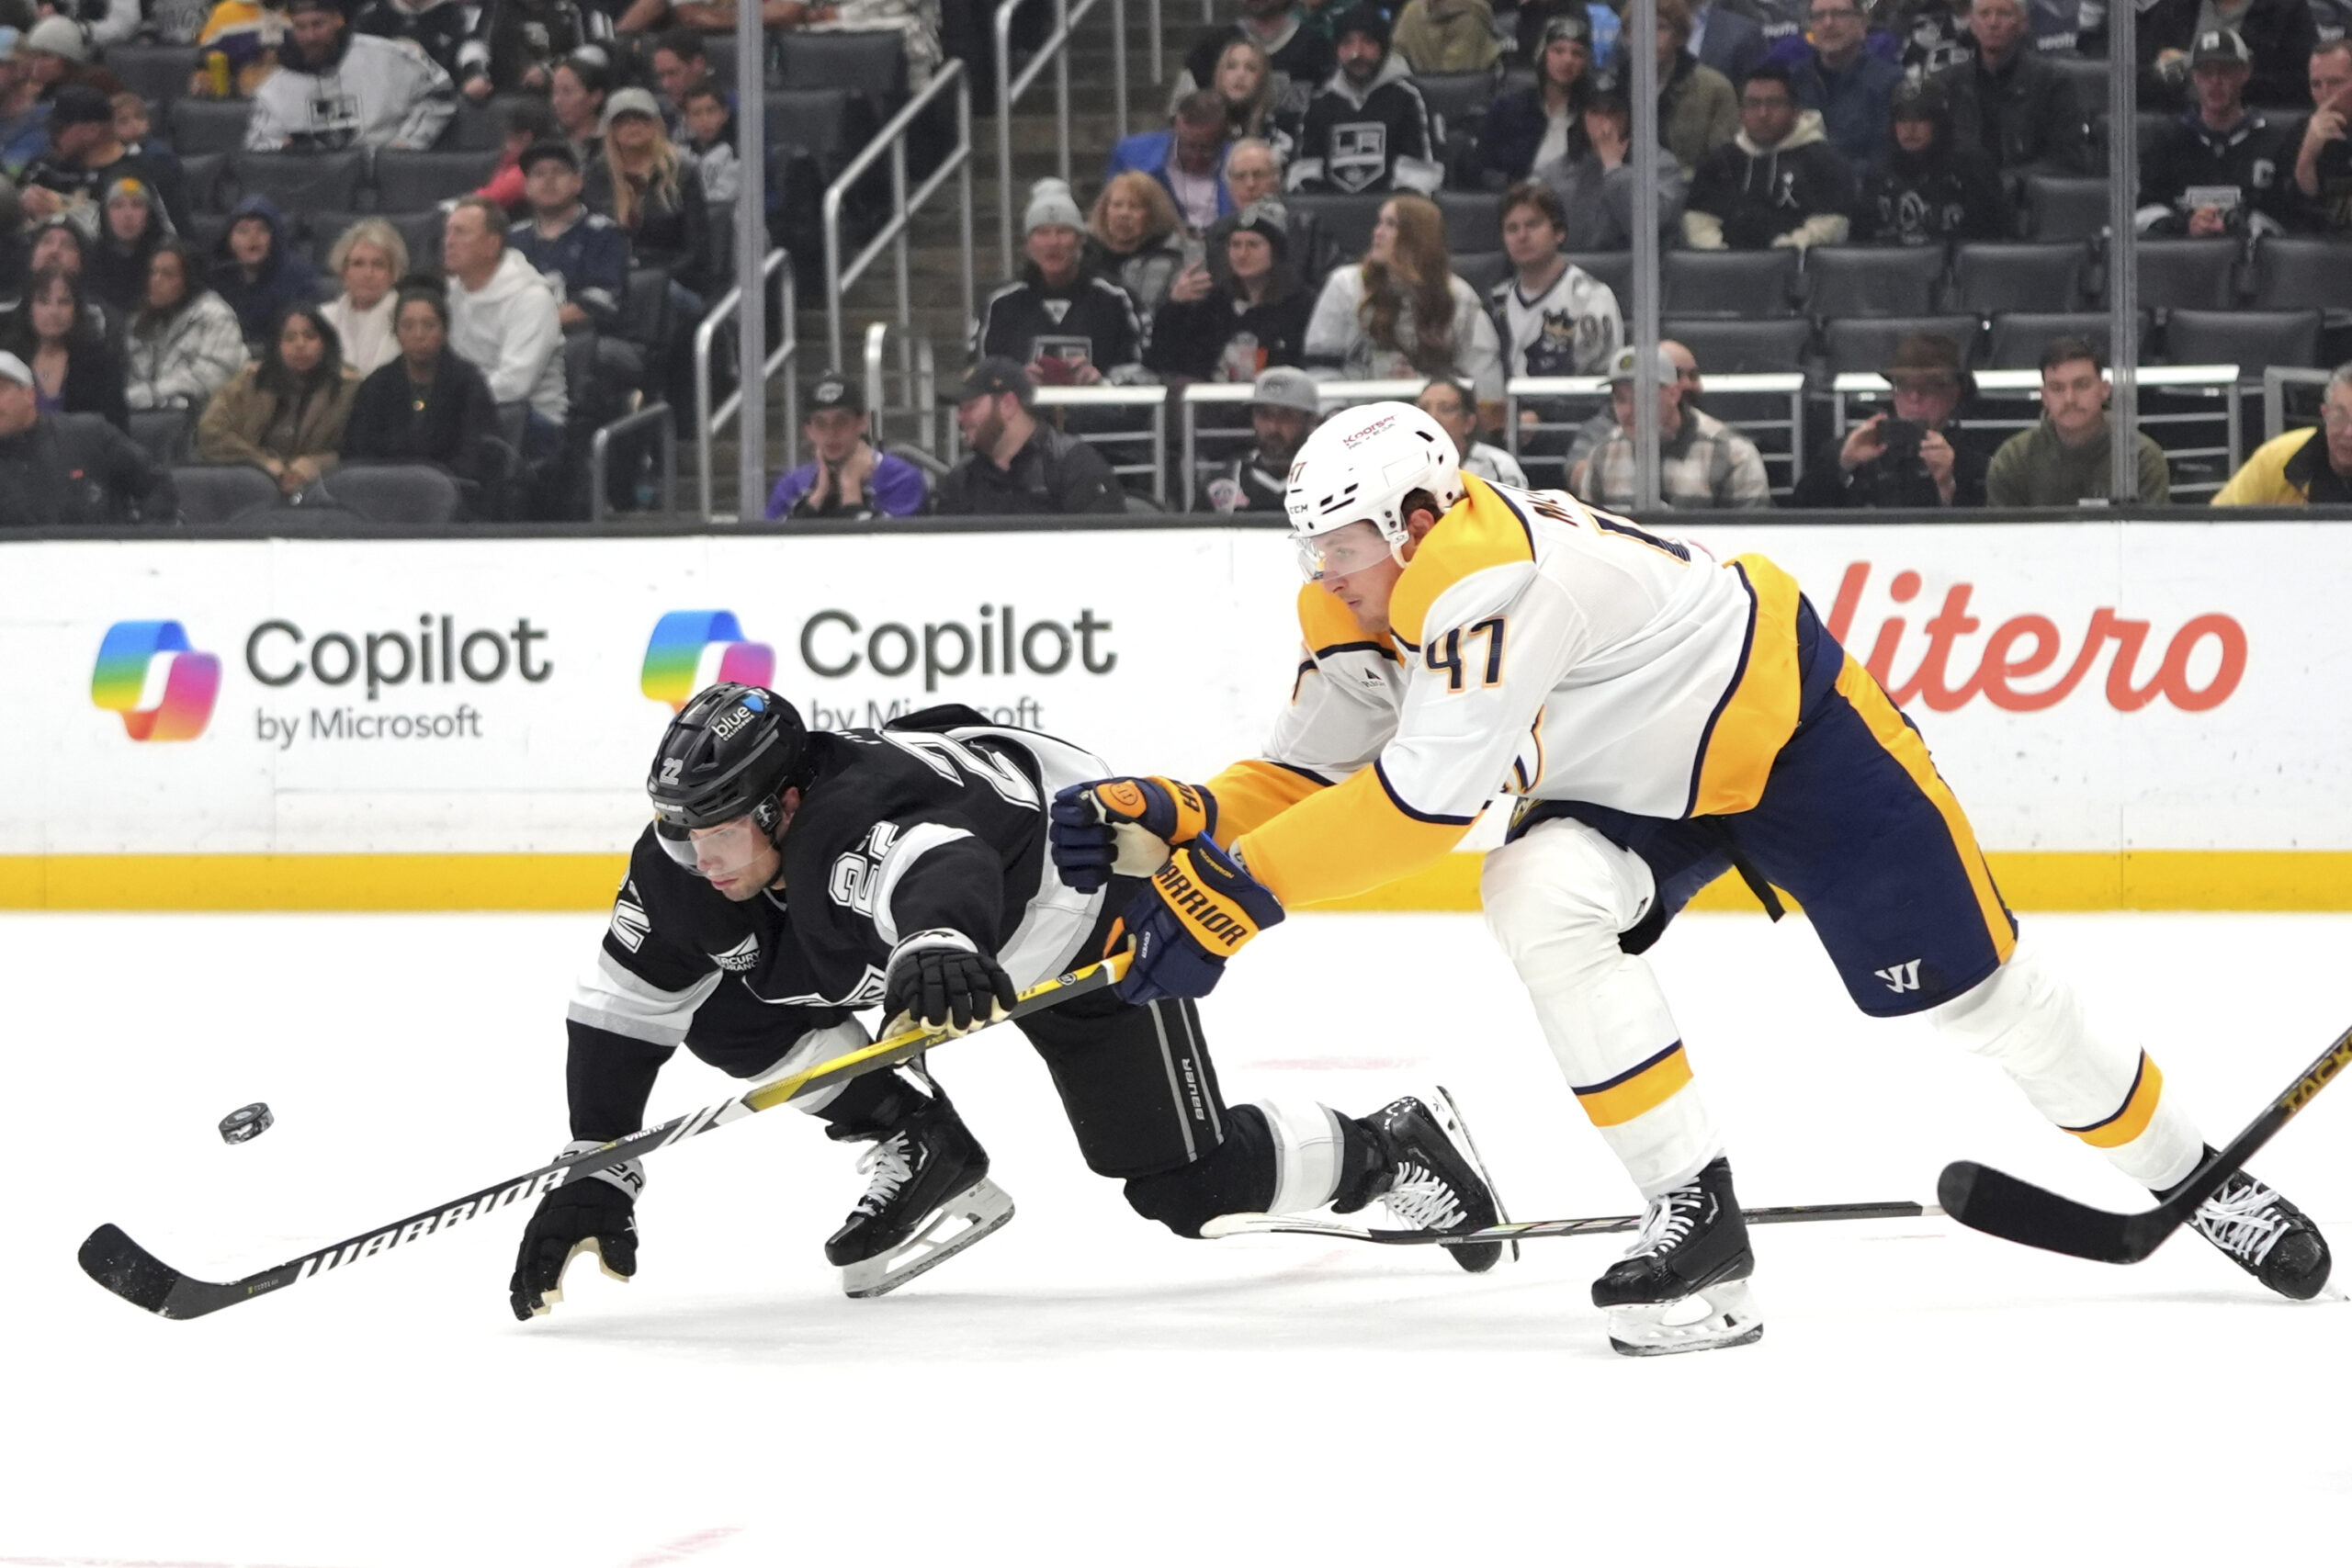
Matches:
[1251,1098,1348,1213]
[1929,944,2202,1190]
[1483,819,1724,1198]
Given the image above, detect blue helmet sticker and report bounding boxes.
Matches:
[743,692,765,712]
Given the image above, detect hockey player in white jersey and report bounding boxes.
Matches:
[1052,400,2332,1355]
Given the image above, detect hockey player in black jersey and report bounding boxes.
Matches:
[508,683,1506,1317]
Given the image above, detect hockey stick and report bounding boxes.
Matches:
[76,952,1131,1321]
[1939,1021,2352,1265]
[1200,1199,1939,1247]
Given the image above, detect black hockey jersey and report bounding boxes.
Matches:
[1290,56,1441,196]
[354,0,473,79]
[2136,109,2301,236]
[977,268,1145,380]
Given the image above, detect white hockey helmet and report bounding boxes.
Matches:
[1282,400,1464,579]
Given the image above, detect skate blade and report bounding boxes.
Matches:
[1605,1279,1765,1358]
[1430,1084,1518,1268]
[842,1179,1015,1300]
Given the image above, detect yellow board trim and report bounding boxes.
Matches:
[2067,1052,2166,1149]
[9,851,2352,912]
[1574,1045,1695,1128]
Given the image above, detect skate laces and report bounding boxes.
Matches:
[2193,1175,2290,1266]
[1627,1184,1707,1258]
[1377,1160,1469,1231]
[852,1134,914,1217]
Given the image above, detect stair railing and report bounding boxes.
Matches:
[692,250,797,523]
[824,61,976,371]
[996,0,1127,275]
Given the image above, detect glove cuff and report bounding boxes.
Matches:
[888,928,981,963]
[559,1138,645,1200]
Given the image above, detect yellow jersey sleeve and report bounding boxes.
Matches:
[1209,583,1407,840]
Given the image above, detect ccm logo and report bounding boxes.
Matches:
[1825,562,2246,714]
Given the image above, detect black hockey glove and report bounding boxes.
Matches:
[508,1145,642,1321]
[885,931,1019,1037]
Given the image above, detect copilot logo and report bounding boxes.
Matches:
[642,610,775,710]
[91,620,221,740]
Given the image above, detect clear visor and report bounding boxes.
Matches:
[655,814,770,882]
[1293,519,1396,583]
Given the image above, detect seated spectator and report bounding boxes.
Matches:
[978,179,1147,387]
[1106,89,1233,234]
[2299,39,2352,231]
[1171,0,1336,125]
[20,85,191,235]
[1689,0,1768,84]
[1305,192,1504,407]
[2214,360,2352,503]
[549,51,609,164]
[583,87,710,302]
[1148,201,1313,380]
[0,263,126,428]
[22,17,123,101]
[677,84,739,206]
[1792,332,1988,507]
[341,285,504,488]
[0,349,175,525]
[1090,172,1191,327]
[1854,76,2012,245]
[765,370,927,519]
[2138,30,2301,237]
[209,196,322,346]
[1935,0,2091,175]
[1484,14,1595,186]
[1513,1,1623,75]
[1657,0,1740,176]
[1197,363,1320,512]
[0,31,50,181]
[1781,0,1902,167]
[935,355,1123,515]
[1573,344,1770,510]
[1290,5,1440,195]
[1419,374,1527,485]
[2137,0,2316,111]
[622,0,940,85]
[462,0,600,98]
[321,219,408,379]
[1538,91,1687,250]
[476,96,560,215]
[1391,0,1500,75]
[1891,0,1973,78]
[1684,64,1854,251]
[86,176,169,317]
[197,301,361,495]
[650,28,721,130]
[443,195,566,454]
[248,0,456,152]
[1203,37,1283,152]
[510,141,628,333]
[124,238,248,412]
[24,218,99,321]
[1490,183,1622,381]
[1984,336,2170,506]
[1204,138,1338,282]
[354,0,472,84]
[193,0,288,99]
[1565,336,1702,478]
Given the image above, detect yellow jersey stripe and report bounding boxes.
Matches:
[1386,476,1537,650]
[1296,581,1396,660]
[1233,761,1474,908]
[1832,655,2018,967]
[2066,1052,2166,1148]
[1573,1043,1695,1128]
[1689,555,1806,818]
[1204,758,1332,842]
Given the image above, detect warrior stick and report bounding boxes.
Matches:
[1201,1200,1939,1247]
[77,953,1129,1321]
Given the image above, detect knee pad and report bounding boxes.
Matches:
[1123,1102,1279,1239]
[1928,944,2081,1078]
[1481,819,1656,979]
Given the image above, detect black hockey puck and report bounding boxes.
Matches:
[219,1103,274,1145]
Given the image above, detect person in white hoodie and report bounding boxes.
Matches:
[246,0,458,152]
[442,195,566,454]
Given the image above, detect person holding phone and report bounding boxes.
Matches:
[1792,332,1988,509]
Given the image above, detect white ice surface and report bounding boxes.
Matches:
[5,909,2348,1567]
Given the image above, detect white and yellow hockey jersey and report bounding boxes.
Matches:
[1212,475,1807,908]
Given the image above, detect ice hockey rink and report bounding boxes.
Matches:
[6,906,2346,1567]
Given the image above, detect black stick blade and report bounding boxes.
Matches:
[1938,1161,2143,1264]
[79,1224,188,1315]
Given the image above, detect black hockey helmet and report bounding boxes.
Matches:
[647,683,813,866]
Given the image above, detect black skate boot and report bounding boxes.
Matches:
[1334,1088,1511,1273]
[823,1077,1013,1299]
[2162,1157,2332,1301]
[1591,1156,1763,1356]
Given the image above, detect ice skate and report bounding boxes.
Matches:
[1338,1088,1511,1273]
[1591,1156,1763,1356]
[2178,1167,2332,1301]
[826,1091,1014,1300]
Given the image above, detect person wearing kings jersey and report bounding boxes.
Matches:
[1048,400,2331,1358]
